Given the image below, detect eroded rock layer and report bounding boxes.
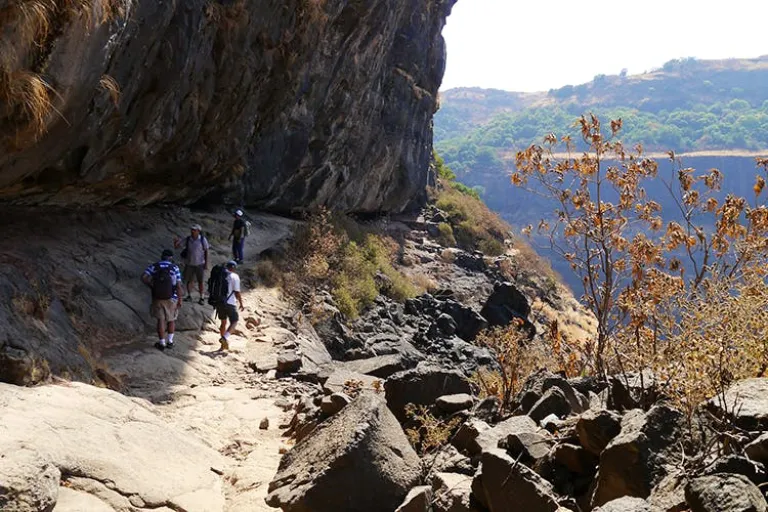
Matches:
[0,0,454,212]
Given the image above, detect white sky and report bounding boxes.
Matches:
[441,0,768,92]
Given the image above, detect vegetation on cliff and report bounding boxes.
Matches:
[436,56,768,175]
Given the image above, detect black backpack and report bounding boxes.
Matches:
[151,264,175,300]
[207,264,230,306]
[181,234,207,260]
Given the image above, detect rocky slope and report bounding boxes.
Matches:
[0,0,454,212]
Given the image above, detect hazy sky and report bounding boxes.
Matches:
[441,0,768,92]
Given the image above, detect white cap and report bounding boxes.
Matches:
[191,224,202,231]
[235,209,243,217]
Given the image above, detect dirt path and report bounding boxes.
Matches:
[103,215,309,511]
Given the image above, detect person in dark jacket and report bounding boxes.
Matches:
[229,209,247,264]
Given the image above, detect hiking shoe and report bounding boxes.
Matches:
[198,298,205,305]
[219,337,230,351]
[186,295,192,301]
[154,341,166,351]
[166,341,174,349]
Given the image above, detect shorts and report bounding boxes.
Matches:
[216,304,239,323]
[184,265,205,284]
[150,299,179,323]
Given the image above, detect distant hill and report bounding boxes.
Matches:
[435,56,768,173]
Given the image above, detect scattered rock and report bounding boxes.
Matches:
[478,449,560,512]
[428,445,475,477]
[528,387,571,423]
[480,282,535,336]
[385,364,472,422]
[472,397,500,423]
[576,409,622,456]
[259,418,270,430]
[516,369,588,417]
[707,455,768,486]
[452,419,491,456]
[593,497,651,512]
[685,473,768,512]
[436,394,475,414]
[591,405,684,508]
[320,392,352,416]
[441,301,488,342]
[708,379,768,431]
[431,472,477,512]
[322,369,382,395]
[503,432,552,464]
[436,313,458,336]
[395,486,432,512]
[277,351,303,373]
[0,447,59,512]
[267,394,421,512]
[473,415,539,456]
[607,371,659,411]
[340,354,415,378]
[648,473,687,512]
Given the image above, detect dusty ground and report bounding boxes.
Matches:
[100,218,313,511]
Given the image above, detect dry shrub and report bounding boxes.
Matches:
[439,248,456,263]
[252,259,282,288]
[512,115,768,424]
[405,404,463,455]
[282,208,417,318]
[98,74,120,106]
[436,222,456,247]
[409,272,437,293]
[471,324,558,411]
[435,184,511,254]
[1,70,55,141]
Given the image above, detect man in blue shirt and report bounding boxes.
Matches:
[141,249,183,351]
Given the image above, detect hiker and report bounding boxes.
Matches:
[141,249,183,351]
[209,260,244,351]
[174,224,209,305]
[229,209,247,264]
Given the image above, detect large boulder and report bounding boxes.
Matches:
[575,409,622,456]
[591,405,684,508]
[708,379,768,430]
[476,449,560,512]
[385,364,472,422]
[267,393,421,512]
[471,415,539,456]
[685,473,768,512]
[607,371,659,411]
[0,447,60,512]
[515,369,589,418]
[0,382,225,512]
[431,472,478,512]
[480,282,536,336]
[746,434,768,466]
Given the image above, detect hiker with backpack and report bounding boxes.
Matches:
[174,224,209,305]
[141,249,183,351]
[228,209,249,264]
[207,260,244,351]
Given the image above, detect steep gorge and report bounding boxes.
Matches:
[0,0,454,212]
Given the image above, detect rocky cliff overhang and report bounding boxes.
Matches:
[0,0,456,213]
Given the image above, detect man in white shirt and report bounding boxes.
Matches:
[217,260,244,351]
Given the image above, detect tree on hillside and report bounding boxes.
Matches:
[511,115,768,414]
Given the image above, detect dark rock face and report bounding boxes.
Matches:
[0,0,456,213]
[591,405,685,508]
[384,364,472,422]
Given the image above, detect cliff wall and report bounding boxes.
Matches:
[0,0,455,212]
